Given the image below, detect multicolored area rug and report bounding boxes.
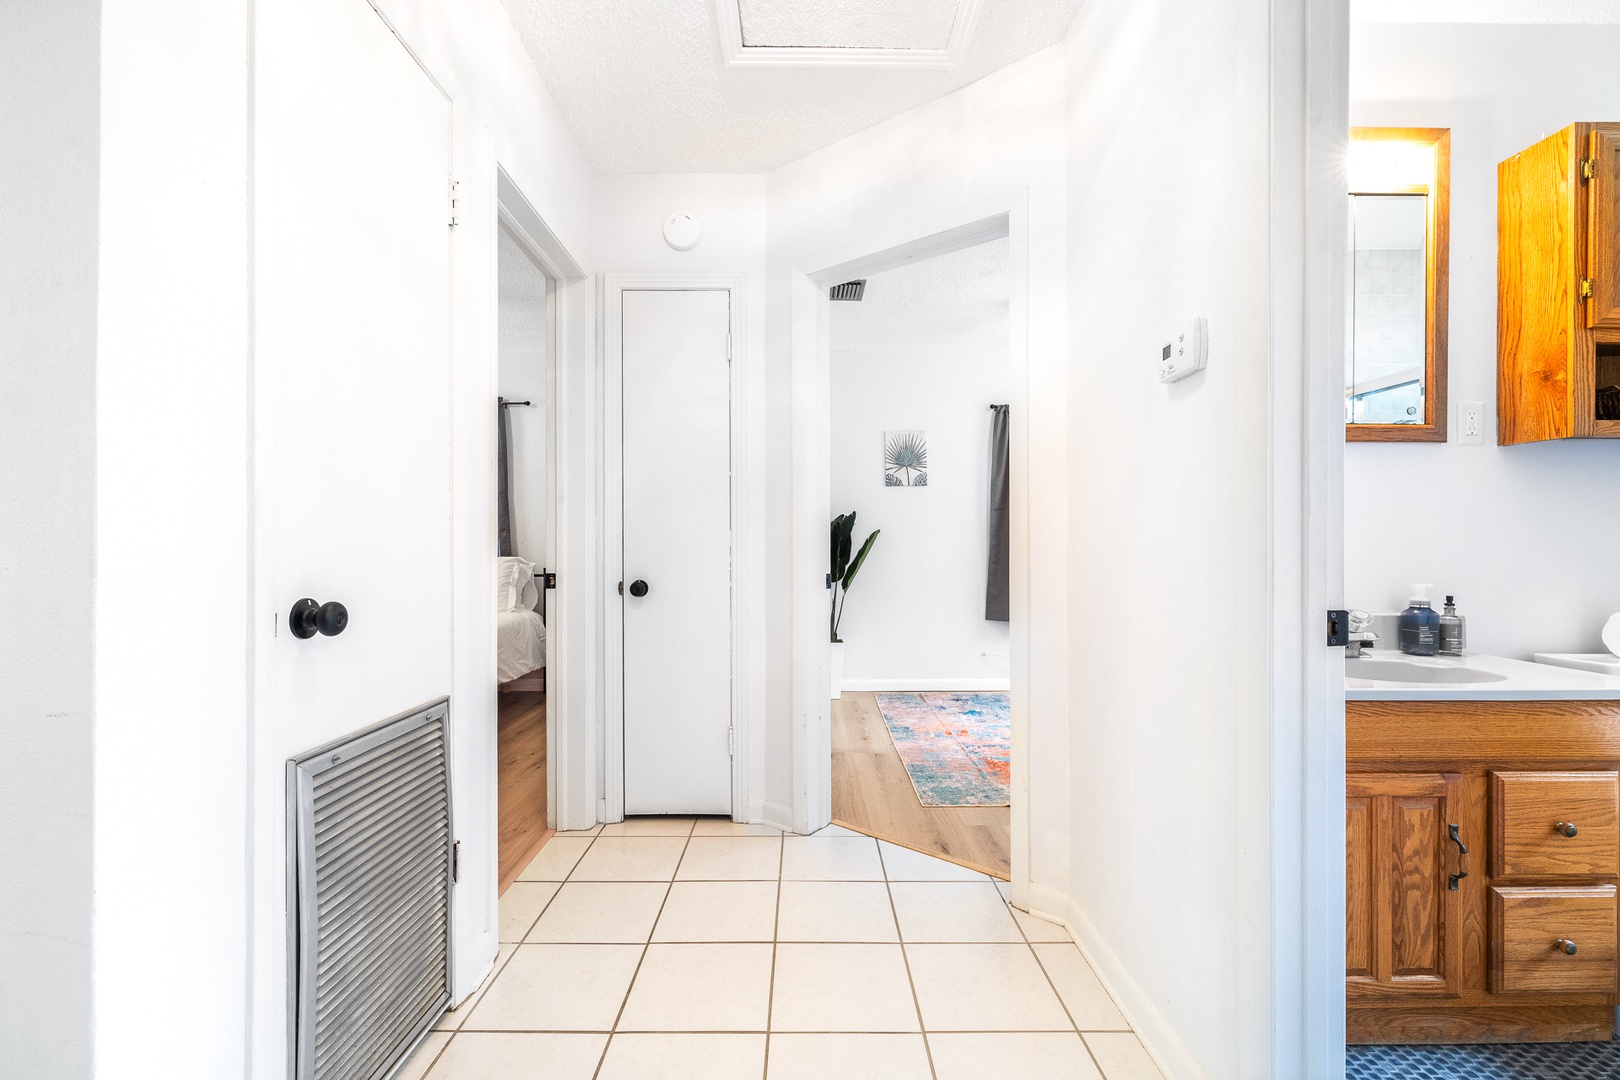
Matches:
[875,692,1011,807]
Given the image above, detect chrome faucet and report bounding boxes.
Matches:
[1346,610,1378,658]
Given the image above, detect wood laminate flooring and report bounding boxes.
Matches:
[497,690,551,895]
[831,690,1011,879]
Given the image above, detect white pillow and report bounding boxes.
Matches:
[496,557,534,612]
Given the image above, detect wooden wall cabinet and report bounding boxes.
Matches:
[1347,700,1620,1044]
[1498,122,1620,443]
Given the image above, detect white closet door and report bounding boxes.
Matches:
[621,289,733,816]
[257,0,453,766]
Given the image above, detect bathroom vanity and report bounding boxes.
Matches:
[1346,654,1620,1043]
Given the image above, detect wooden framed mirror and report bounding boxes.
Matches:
[1346,127,1450,441]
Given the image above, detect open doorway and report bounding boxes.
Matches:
[825,237,1013,879]
[495,222,554,891]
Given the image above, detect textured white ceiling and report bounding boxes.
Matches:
[499,0,1080,173]
[738,0,959,49]
[1352,0,1620,20]
[830,236,1009,354]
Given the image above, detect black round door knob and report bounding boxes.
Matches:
[628,579,649,598]
[290,598,349,639]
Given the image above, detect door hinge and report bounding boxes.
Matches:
[1327,609,1349,647]
[1580,277,1595,302]
[449,178,460,227]
[726,333,732,362]
[728,727,735,756]
[1581,157,1596,182]
[451,840,461,882]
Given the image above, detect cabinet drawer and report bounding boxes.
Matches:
[1490,886,1617,993]
[1491,771,1619,877]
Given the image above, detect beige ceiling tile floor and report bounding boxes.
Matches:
[596,1033,767,1080]
[652,880,779,942]
[412,824,1150,1079]
[525,881,669,944]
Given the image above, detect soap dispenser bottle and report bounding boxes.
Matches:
[1399,584,1441,656]
[1439,595,1467,657]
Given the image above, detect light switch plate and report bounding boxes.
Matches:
[1459,400,1484,444]
[1159,317,1207,383]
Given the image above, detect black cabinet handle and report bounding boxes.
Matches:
[1448,823,1469,891]
[1556,938,1578,955]
[1556,821,1579,838]
[628,579,649,598]
[290,598,348,639]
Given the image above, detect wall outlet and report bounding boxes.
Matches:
[1459,400,1485,445]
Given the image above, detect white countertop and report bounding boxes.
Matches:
[1345,652,1620,701]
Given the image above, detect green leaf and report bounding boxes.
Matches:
[841,529,880,591]
[830,512,855,581]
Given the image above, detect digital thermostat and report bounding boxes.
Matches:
[1159,317,1208,383]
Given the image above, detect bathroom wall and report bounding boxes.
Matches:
[1348,21,1620,658]
[498,225,549,568]
[829,237,1012,690]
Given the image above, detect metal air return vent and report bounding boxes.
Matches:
[288,698,453,1080]
[829,280,866,302]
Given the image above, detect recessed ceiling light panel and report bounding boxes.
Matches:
[717,0,982,67]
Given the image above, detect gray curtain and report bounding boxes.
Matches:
[985,404,1010,622]
[498,399,515,557]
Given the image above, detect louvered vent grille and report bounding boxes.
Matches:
[829,279,866,301]
[290,699,452,1080]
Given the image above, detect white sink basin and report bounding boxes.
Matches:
[1346,656,1509,685]
[1345,651,1620,699]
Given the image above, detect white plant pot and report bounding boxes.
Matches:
[829,642,845,700]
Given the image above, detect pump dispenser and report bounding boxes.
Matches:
[1399,584,1441,656]
[1439,596,1467,656]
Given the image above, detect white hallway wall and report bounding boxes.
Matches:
[765,45,1073,889]
[830,237,1012,689]
[1065,0,1284,1077]
[1347,20,1620,657]
[498,225,549,566]
[593,171,771,819]
[0,1,99,1074]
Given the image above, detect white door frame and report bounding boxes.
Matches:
[601,273,757,822]
[495,167,584,832]
[787,194,1030,887]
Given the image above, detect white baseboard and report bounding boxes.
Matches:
[839,679,1012,692]
[761,799,797,835]
[1022,882,1209,1080]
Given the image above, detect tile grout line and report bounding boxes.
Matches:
[1008,885,1116,1078]
[763,833,785,1080]
[586,818,692,1080]
[877,841,939,1080]
[429,829,606,1075]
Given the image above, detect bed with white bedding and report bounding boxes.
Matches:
[497,556,547,685]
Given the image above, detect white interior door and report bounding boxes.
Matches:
[621,289,733,816]
[257,0,453,794]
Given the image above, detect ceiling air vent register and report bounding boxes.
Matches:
[829,280,867,302]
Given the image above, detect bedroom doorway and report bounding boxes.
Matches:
[495,220,555,892]
[826,235,1013,880]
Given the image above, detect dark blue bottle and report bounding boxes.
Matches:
[1399,584,1441,656]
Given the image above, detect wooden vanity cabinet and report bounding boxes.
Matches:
[1347,700,1620,1044]
[1498,122,1620,443]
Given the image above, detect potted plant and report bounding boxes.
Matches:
[829,512,880,700]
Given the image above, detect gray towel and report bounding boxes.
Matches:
[985,404,1010,622]
[498,399,515,557]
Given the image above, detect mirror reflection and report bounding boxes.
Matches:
[1346,193,1428,425]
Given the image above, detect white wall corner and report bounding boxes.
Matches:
[1022,883,1212,1080]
